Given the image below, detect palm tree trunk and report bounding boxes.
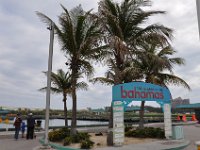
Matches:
[71,73,77,135]
[63,93,68,127]
[71,87,77,135]
[139,101,145,129]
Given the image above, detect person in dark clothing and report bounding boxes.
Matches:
[13,113,22,140]
[26,113,35,139]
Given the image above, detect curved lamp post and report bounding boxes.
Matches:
[196,0,200,37]
[44,21,54,146]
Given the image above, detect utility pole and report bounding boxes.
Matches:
[196,0,200,37]
[44,21,54,146]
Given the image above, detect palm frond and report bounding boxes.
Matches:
[159,73,191,90]
[36,11,54,26]
[90,77,114,85]
[76,81,88,90]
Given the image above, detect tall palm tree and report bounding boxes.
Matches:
[37,4,106,135]
[98,0,173,71]
[135,41,190,128]
[39,69,88,127]
[97,0,173,144]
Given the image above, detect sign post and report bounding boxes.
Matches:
[164,104,172,139]
[113,101,124,146]
[112,82,172,142]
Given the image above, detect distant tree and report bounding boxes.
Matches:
[39,69,88,127]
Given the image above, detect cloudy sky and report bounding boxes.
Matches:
[0,0,200,110]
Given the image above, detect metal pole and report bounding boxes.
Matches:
[44,21,54,146]
[196,0,200,38]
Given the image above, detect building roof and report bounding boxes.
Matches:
[0,110,10,114]
[175,103,200,109]
[91,108,105,113]
[126,106,143,112]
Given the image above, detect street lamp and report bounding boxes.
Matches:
[196,0,200,37]
[44,21,54,146]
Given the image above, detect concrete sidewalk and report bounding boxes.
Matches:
[96,140,190,150]
[0,137,41,150]
[0,136,190,150]
[1,122,198,150]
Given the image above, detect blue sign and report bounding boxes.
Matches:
[112,82,171,104]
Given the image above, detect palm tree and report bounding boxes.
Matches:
[37,4,106,135]
[98,0,173,70]
[135,41,190,128]
[39,69,88,127]
[97,0,173,144]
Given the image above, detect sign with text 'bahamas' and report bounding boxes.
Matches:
[112,82,171,103]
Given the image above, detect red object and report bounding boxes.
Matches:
[191,114,197,121]
[177,115,181,121]
[182,115,187,122]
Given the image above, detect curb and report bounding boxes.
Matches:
[39,138,79,150]
[195,124,200,127]
[172,121,198,126]
[162,140,190,150]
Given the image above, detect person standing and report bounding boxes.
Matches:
[13,113,22,140]
[21,121,26,138]
[26,113,35,139]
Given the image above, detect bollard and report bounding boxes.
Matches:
[195,141,200,150]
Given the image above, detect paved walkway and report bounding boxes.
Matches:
[0,123,199,150]
[182,125,200,150]
[0,137,41,150]
[96,140,189,150]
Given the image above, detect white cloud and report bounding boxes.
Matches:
[0,0,200,110]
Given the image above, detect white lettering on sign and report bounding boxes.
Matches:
[113,101,124,146]
[114,127,124,133]
[114,133,124,138]
[114,101,123,105]
[114,123,123,128]
[114,117,123,122]
[113,107,123,111]
[114,112,123,117]
[164,104,172,139]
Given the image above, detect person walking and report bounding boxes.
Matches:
[13,113,22,140]
[26,113,35,139]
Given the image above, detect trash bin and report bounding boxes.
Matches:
[172,125,184,140]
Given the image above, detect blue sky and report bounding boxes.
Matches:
[0,0,200,110]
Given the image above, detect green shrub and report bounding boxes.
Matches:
[155,128,165,138]
[78,132,90,141]
[70,132,91,143]
[80,139,94,149]
[63,137,72,146]
[71,134,80,143]
[60,127,70,137]
[48,127,70,142]
[125,127,165,139]
[125,126,132,132]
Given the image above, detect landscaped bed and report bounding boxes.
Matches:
[48,127,165,149]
